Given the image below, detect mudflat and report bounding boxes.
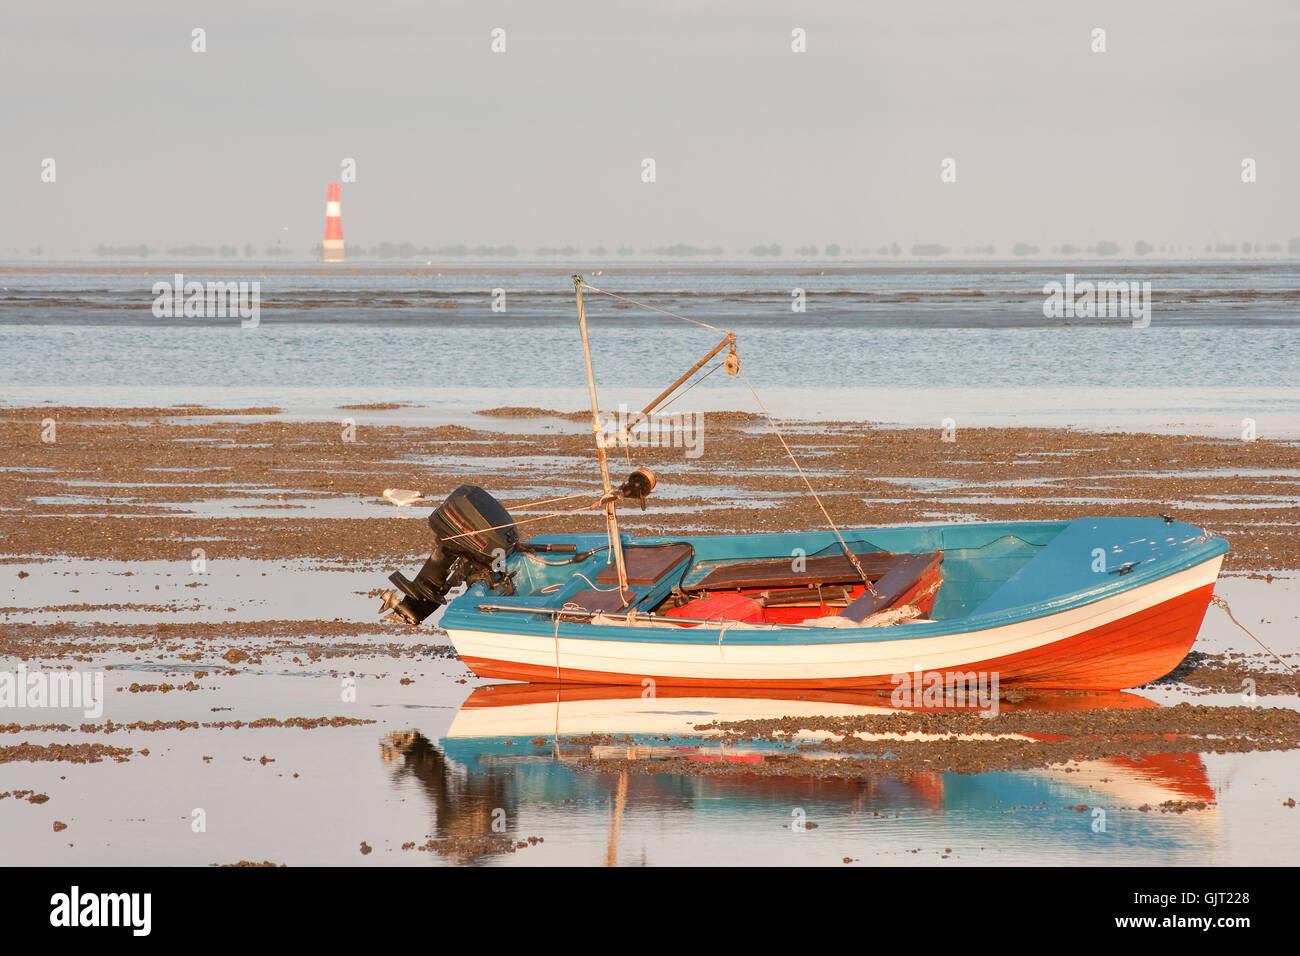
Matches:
[2,405,1296,569]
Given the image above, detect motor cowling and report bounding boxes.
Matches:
[380,485,518,626]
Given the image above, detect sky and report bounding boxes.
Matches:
[2,0,1298,257]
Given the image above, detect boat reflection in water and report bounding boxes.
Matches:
[381,685,1219,865]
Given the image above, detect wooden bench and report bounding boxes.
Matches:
[691,550,904,591]
[594,543,694,586]
[839,552,944,622]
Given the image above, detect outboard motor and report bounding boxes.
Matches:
[380,485,519,626]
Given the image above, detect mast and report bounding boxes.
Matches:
[573,275,630,599]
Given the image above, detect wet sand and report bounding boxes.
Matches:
[2,405,1298,568]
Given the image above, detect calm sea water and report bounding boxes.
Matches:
[2,263,1299,434]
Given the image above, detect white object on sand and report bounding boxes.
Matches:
[383,488,425,508]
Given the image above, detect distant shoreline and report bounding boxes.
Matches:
[4,258,1300,276]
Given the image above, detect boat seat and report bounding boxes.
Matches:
[563,588,631,614]
[595,543,694,586]
[691,550,901,591]
[839,552,944,622]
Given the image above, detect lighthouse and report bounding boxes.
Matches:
[322,182,344,262]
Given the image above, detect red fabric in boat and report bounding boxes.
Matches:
[758,586,865,624]
[664,592,765,625]
[660,579,937,626]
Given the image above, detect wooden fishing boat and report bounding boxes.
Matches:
[378,277,1228,690]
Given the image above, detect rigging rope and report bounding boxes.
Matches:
[656,360,725,412]
[438,499,601,543]
[513,490,603,510]
[578,279,880,599]
[578,282,728,333]
[739,368,880,599]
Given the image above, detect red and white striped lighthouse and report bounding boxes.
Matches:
[322,181,344,262]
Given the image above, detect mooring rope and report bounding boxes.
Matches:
[553,607,564,681]
[553,600,583,682]
[1211,594,1297,675]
